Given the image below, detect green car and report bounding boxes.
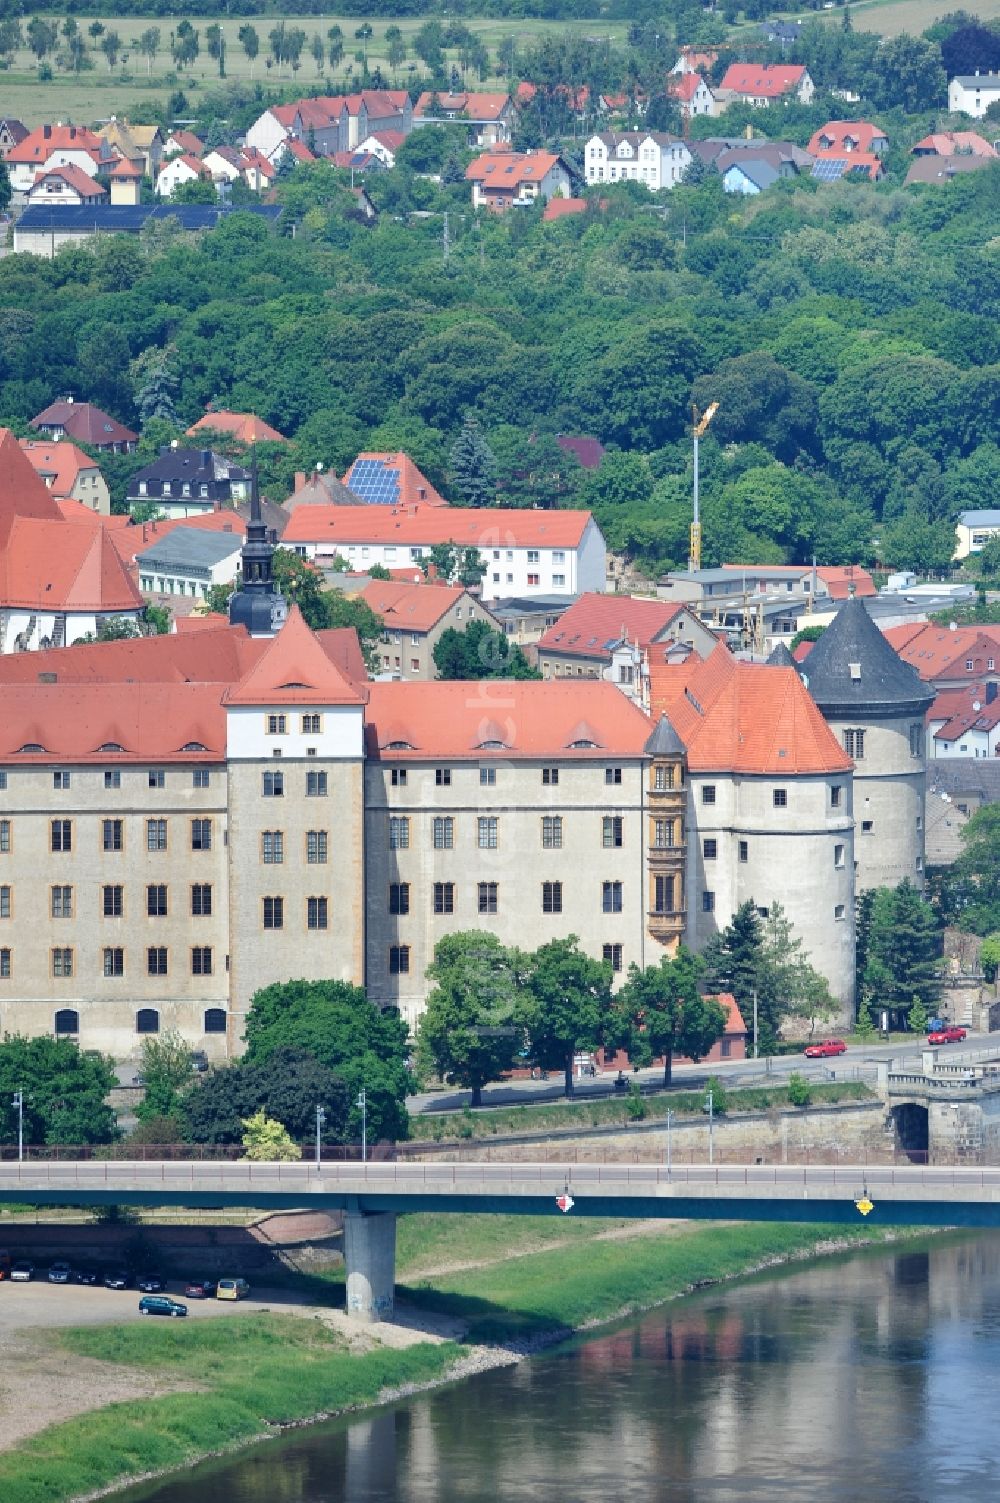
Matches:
[138,1294,187,1318]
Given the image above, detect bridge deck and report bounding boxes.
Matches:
[2,1160,1000,1227]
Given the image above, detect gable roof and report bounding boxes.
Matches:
[882,622,1000,681]
[649,646,851,775]
[912,131,996,157]
[343,451,446,508]
[357,579,468,632]
[720,63,807,98]
[543,196,588,220]
[807,120,887,155]
[905,154,995,184]
[0,516,143,612]
[165,129,204,157]
[19,438,102,497]
[223,604,365,706]
[287,468,363,510]
[668,72,712,103]
[0,427,66,530]
[186,411,287,444]
[32,162,107,197]
[414,90,512,119]
[281,503,593,550]
[538,592,688,660]
[7,124,104,164]
[466,148,564,186]
[365,680,653,760]
[798,597,933,715]
[30,400,138,448]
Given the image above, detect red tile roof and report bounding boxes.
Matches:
[30,401,138,448]
[282,503,593,550]
[720,63,807,98]
[0,427,64,527]
[538,592,686,659]
[807,120,887,155]
[108,159,143,179]
[649,645,851,775]
[32,162,106,197]
[882,623,1000,681]
[414,91,512,119]
[187,411,287,444]
[466,147,563,187]
[365,680,654,760]
[285,138,316,162]
[7,124,103,164]
[174,612,230,633]
[19,438,102,498]
[165,129,204,157]
[358,580,468,632]
[912,131,996,157]
[343,452,446,508]
[109,511,246,569]
[0,682,227,763]
[543,196,588,220]
[668,72,709,103]
[0,518,142,612]
[223,604,365,706]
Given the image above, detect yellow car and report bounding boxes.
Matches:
[216,1277,250,1301]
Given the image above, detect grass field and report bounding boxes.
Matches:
[811,0,1000,35]
[0,15,627,127]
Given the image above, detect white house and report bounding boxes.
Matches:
[202,147,243,184]
[156,153,209,198]
[584,131,692,190]
[136,526,244,600]
[280,504,607,603]
[948,73,1000,117]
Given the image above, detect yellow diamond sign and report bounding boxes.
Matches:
[855,1197,875,1217]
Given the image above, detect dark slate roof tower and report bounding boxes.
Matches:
[229,454,287,639]
[798,596,933,893]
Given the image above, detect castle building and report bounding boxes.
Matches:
[796,597,933,892]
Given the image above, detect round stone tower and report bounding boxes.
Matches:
[799,597,933,892]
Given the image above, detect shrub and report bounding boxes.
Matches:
[786,1073,812,1108]
[626,1080,646,1121]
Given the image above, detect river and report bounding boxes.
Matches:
[117,1236,1000,1503]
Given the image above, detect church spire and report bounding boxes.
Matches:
[228,448,287,637]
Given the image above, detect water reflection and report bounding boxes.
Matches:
[120,1237,1000,1503]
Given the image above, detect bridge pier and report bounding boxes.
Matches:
[344,1209,396,1322]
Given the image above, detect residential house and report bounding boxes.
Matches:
[955,509,1000,559]
[905,154,998,185]
[156,153,211,197]
[948,73,1000,117]
[285,468,364,511]
[280,138,317,166]
[0,426,143,651]
[26,164,108,207]
[344,452,447,507]
[202,146,244,185]
[163,128,204,159]
[5,124,110,196]
[720,154,789,194]
[667,72,718,119]
[717,64,814,107]
[354,579,498,679]
[927,682,1000,759]
[357,130,407,168]
[97,118,164,179]
[758,19,803,48]
[926,759,1000,865]
[136,525,245,600]
[489,594,577,646]
[881,622,1000,693]
[187,412,287,445]
[281,503,607,603]
[245,91,412,161]
[127,448,251,519]
[670,48,719,75]
[584,131,691,190]
[807,119,888,182]
[542,197,589,220]
[19,439,110,513]
[536,592,717,700]
[0,118,28,160]
[413,91,514,145]
[30,399,137,454]
[239,148,276,192]
[466,146,574,209]
[912,130,997,157]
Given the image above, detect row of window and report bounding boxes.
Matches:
[385,939,625,977]
[266,714,323,735]
[698,840,847,869]
[388,766,626,788]
[388,814,626,851]
[41,818,215,854]
[386,880,626,916]
[0,947,217,979]
[16,1007,228,1038]
[699,784,845,809]
[260,831,328,864]
[0,883,216,920]
[261,896,329,930]
[10,769,214,792]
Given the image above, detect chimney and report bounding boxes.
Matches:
[988,682,998,704]
[43,124,51,139]
[294,471,306,492]
[201,449,211,467]
[38,671,57,684]
[70,126,76,140]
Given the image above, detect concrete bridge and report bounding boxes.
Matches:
[882,1047,1000,1162]
[4,1159,1000,1320]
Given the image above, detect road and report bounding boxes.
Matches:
[407,1032,1000,1115]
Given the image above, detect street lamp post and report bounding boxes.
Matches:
[315,1104,326,1167]
[665,1107,672,1179]
[12,1090,23,1162]
[705,1089,714,1165]
[356,1088,367,1162]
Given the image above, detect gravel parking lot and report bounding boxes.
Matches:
[0,1277,292,1330]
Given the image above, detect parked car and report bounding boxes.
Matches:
[216,1277,250,1301]
[103,1269,131,1290]
[928,1026,967,1045]
[0,1249,11,1280]
[47,1261,72,1284]
[139,1295,187,1318]
[72,1268,99,1286]
[10,1261,34,1282]
[803,1039,847,1058]
[183,1278,217,1299]
[135,1273,166,1293]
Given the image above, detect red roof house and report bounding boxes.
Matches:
[719,64,813,105]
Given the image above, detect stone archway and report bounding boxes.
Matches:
[891,1102,929,1162]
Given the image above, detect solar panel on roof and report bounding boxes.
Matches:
[347,458,401,506]
[811,159,846,181]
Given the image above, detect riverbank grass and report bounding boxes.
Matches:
[0,1315,459,1503]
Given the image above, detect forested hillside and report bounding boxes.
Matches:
[2,158,998,575]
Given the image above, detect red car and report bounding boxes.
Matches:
[803,1038,847,1058]
[927,1026,967,1045]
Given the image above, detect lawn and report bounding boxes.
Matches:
[806,0,1000,34]
[1,15,629,127]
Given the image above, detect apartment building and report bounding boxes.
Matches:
[584,131,691,190]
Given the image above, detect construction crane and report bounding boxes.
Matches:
[689,400,719,572]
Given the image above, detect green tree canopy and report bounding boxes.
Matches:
[615,947,725,1085]
[517,936,614,1097]
[0,1037,118,1146]
[433,618,540,680]
[182,1047,350,1146]
[863,881,942,1015]
[417,932,523,1105]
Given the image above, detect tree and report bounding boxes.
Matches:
[864,35,946,113]
[433,619,540,681]
[908,996,929,1035]
[701,900,764,1040]
[26,17,57,62]
[953,805,1000,933]
[0,1036,118,1146]
[328,25,344,71]
[310,32,325,74]
[863,881,941,1018]
[0,159,10,219]
[138,27,160,76]
[417,932,522,1105]
[977,534,1000,578]
[980,933,1000,983]
[242,1109,302,1161]
[100,31,121,71]
[136,1030,193,1123]
[420,542,486,588]
[387,33,406,70]
[616,948,725,1086]
[172,21,199,71]
[243,979,410,1142]
[170,179,217,205]
[449,417,498,507]
[517,937,614,1097]
[131,346,179,427]
[238,24,259,77]
[182,1047,350,1146]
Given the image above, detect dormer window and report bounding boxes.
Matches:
[18,743,44,753]
[569,739,597,749]
[385,740,415,750]
[181,742,207,751]
[99,742,125,752]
